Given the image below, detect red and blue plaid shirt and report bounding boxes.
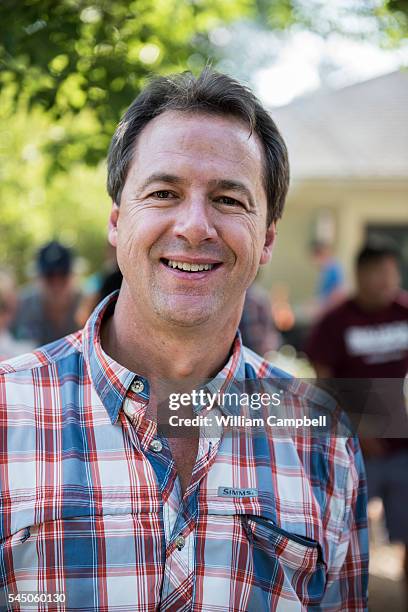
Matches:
[0,292,368,610]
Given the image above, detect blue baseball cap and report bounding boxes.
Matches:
[37,241,73,276]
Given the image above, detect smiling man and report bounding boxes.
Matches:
[0,70,368,611]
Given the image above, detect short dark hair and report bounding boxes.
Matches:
[107,69,289,225]
[356,237,400,269]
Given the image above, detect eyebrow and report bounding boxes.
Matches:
[140,173,184,192]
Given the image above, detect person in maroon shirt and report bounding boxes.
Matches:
[305,239,408,601]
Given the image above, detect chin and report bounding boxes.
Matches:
[152,300,216,328]
[151,290,234,328]
[160,310,213,327]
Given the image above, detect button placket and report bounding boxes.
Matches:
[175,534,185,551]
[161,530,194,607]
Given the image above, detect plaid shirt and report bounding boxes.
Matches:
[0,292,368,611]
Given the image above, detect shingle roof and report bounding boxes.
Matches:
[270,70,408,179]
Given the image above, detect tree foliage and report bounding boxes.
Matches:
[0,104,109,279]
[0,0,251,277]
[0,0,251,172]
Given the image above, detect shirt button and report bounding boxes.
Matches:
[131,378,145,393]
[175,535,185,550]
[150,439,163,453]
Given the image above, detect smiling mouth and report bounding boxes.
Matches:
[161,258,221,273]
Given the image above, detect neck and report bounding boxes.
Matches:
[100,286,244,391]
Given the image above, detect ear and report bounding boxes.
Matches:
[259,221,277,265]
[108,202,120,248]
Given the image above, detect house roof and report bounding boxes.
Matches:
[270,70,408,179]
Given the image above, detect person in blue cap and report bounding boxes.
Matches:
[12,240,82,345]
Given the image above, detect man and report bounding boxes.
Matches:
[305,239,408,603]
[12,240,81,345]
[0,70,367,610]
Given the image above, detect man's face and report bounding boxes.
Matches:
[357,256,400,308]
[108,110,276,328]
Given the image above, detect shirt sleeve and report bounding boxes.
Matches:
[320,435,369,611]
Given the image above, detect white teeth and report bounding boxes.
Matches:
[166,260,215,272]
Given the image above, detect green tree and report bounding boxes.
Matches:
[0,0,251,277]
[0,104,109,278]
[0,0,251,171]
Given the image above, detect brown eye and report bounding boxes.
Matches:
[153,191,172,198]
[217,196,243,207]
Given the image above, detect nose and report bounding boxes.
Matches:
[172,194,218,246]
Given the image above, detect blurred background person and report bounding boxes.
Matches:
[98,266,123,302]
[0,270,34,361]
[310,240,346,310]
[12,241,82,346]
[76,243,120,327]
[305,239,407,378]
[77,264,123,326]
[239,283,281,356]
[305,238,408,603]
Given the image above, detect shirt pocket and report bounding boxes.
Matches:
[1,527,31,552]
[0,512,165,608]
[242,514,326,607]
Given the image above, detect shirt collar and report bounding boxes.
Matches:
[82,290,247,423]
[82,291,138,424]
